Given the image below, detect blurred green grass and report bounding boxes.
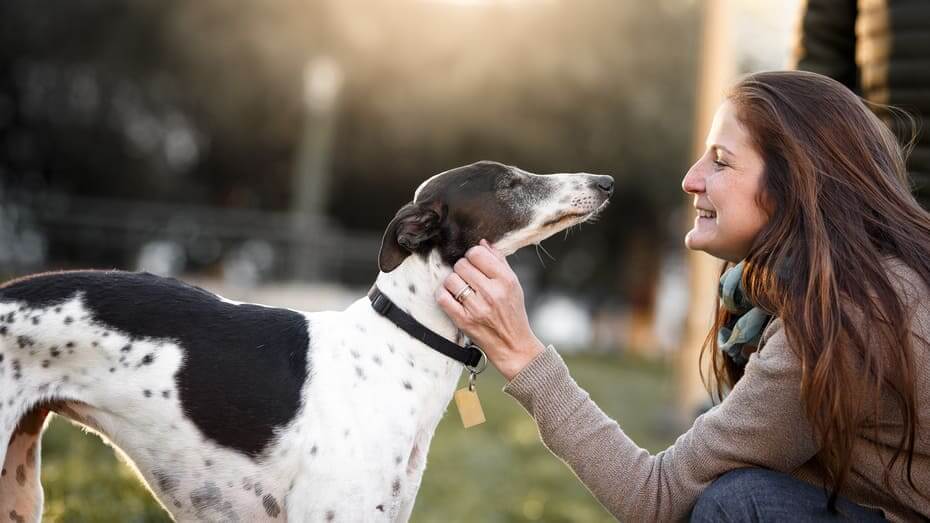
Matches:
[39,353,676,522]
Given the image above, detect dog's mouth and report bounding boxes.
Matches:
[544,198,610,228]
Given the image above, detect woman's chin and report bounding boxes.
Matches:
[684,230,709,252]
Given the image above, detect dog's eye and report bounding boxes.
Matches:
[505,177,522,190]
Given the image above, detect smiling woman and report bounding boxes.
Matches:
[682,100,769,263]
[437,70,930,522]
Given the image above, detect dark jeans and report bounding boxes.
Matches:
[690,468,887,522]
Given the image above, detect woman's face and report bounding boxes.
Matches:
[682,100,769,262]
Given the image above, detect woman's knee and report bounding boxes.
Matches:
[690,468,785,521]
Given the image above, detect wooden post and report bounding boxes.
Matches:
[677,0,735,421]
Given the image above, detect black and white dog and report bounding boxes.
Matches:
[0,161,612,522]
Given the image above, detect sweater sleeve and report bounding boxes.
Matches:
[503,322,820,521]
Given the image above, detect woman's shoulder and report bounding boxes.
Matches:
[881,256,930,305]
[759,257,930,351]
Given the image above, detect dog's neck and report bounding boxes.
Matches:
[373,250,460,345]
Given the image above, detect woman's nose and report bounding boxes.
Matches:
[681,161,706,194]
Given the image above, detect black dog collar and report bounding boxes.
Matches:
[368,287,485,370]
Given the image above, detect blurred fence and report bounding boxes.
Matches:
[0,188,382,285]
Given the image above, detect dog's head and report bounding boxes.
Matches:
[379,161,614,272]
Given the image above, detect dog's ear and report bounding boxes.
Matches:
[378,202,442,272]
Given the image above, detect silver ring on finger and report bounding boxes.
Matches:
[454,284,475,303]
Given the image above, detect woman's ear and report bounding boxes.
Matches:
[378,202,442,272]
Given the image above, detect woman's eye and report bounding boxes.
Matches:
[712,159,727,170]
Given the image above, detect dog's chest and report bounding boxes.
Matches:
[301,306,460,437]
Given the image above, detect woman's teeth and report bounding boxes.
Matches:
[698,209,716,219]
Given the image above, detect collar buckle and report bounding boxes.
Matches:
[371,293,392,315]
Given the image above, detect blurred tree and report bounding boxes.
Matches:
[0,0,699,298]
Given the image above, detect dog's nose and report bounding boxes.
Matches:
[595,175,615,196]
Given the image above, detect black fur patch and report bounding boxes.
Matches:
[0,271,310,458]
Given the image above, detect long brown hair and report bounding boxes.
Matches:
[700,70,930,506]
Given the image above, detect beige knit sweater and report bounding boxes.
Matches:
[504,260,930,522]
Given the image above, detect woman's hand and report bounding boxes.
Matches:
[436,239,546,381]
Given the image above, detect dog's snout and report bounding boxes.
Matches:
[595,175,615,196]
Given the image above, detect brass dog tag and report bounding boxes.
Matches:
[454,373,486,428]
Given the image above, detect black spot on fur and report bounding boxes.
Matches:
[26,443,36,467]
[392,477,402,497]
[325,511,335,521]
[355,366,366,380]
[263,494,281,518]
[143,390,152,398]
[121,344,132,353]
[15,465,25,486]
[310,445,318,456]
[0,271,311,458]
[163,390,171,398]
[0,326,6,336]
[402,380,412,390]
[31,316,39,325]
[408,284,416,294]
[376,504,385,512]
[154,469,179,495]
[190,481,237,520]
[50,346,60,357]
[64,316,73,324]
[16,336,34,349]
[12,359,21,379]
[41,360,49,368]
[65,342,74,348]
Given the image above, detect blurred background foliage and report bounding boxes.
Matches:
[0,0,697,297]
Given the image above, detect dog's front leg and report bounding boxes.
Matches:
[0,406,51,523]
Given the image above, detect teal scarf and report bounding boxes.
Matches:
[717,261,771,366]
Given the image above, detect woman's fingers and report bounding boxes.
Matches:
[480,239,506,262]
[436,287,475,332]
[442,271,488,315]
[443,272,472,298]
[465,243,511,280]
[452,257,495,297]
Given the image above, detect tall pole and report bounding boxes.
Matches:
[677,0,735,421]
[290,56,344,281]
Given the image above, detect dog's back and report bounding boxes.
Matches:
[0,271,310,520]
